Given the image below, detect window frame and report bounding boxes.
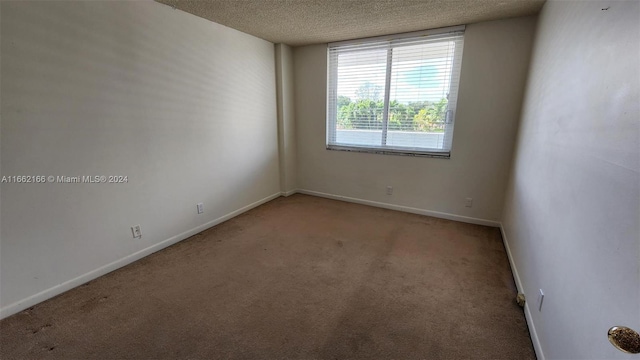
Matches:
[326,25,465,158]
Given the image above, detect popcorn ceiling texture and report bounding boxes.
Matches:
[155,0,545,46]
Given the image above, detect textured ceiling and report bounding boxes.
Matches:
[155,0,545,46]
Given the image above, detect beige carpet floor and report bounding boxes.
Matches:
[0,194,535,359]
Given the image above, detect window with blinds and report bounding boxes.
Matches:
[327,26,465,157]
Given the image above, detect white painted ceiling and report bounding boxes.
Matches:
[155,0,545,46]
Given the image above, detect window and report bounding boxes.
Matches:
[327,26,465,158]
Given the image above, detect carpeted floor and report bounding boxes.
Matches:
[0,194,535,359]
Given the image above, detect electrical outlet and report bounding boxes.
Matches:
[386,186,393,195]
[197,202,204,214]
[537,289,545,311]
[131,225,142,239]
[465,197,473,207]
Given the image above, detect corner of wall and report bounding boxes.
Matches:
[275,43,298,194]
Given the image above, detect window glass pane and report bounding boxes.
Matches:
[327,27,464,156]
[335,49,387,147]
[387,42,456,150]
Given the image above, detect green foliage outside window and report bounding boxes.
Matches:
[337,97,448,132]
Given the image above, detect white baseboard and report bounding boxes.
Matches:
[500,223,545,360]
[0,192,282,320]
[280,189,297,197]
[297,189,500,227]
[523,300,545,360]
[500,224,524,292]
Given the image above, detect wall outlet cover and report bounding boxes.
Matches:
[537,289,544,311]
[131,225,142,239]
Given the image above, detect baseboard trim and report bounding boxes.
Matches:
[500,223,545,360]
[500,224,524,292]
[0,192,282,320]
[297,189,500,227]
[523,300,545,360]
[280,189,298,197]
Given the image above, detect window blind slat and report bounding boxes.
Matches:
[327,27,465,157]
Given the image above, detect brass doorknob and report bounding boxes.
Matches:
[608,326,640,354]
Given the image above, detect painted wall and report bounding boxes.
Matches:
[293,16,537,224]
[501,1,640,359]
[275,43,298,194]
[0,1,280,317]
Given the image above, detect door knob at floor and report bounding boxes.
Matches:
[608,326,640,354]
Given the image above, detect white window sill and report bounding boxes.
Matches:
[326,145,450,159]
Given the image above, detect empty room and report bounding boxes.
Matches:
[0,0,638,359]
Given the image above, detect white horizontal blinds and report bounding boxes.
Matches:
[328,27,465,155]
[327,50,339,144]
[388,34,463,150]
[332,46,388,147]
[442,38,464,151]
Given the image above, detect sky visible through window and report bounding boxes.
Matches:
[336,42,455,103]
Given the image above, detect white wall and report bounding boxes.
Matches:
[501,1,640,359]
[0,1,280,317]
[275,43,297,194]
[293,16,537,225]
